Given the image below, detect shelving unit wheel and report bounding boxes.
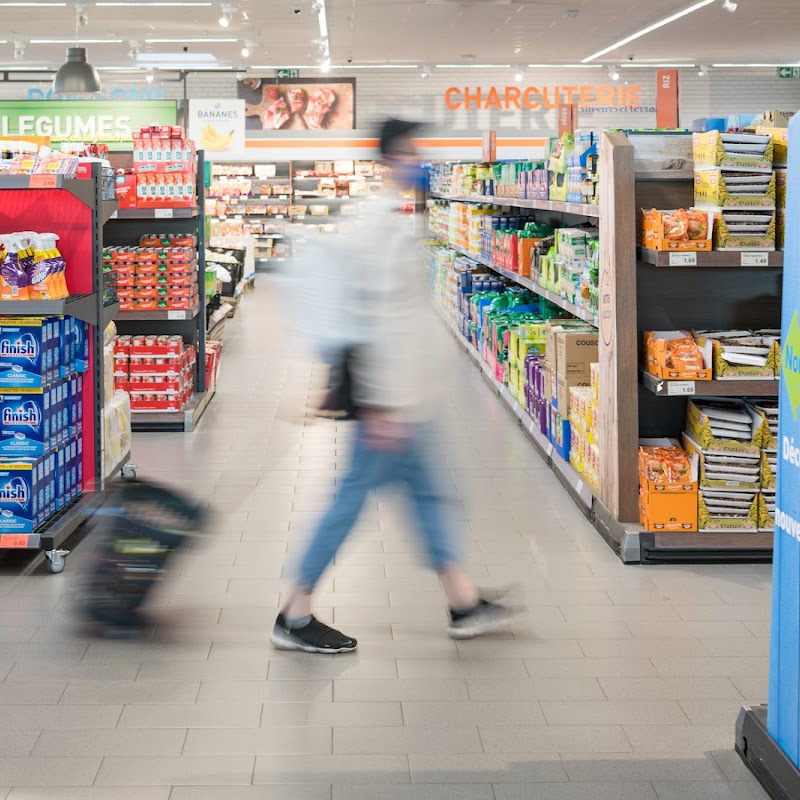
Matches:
[121,463,138,480]
[45,549,69,574]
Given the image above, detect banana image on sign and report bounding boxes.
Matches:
[200,123,235,151]
[188,99,245,154]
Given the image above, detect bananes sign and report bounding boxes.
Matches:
[445,84,650,113]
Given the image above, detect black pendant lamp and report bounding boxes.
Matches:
[53,47,101,94]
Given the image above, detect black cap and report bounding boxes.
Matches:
[378,117,422,157]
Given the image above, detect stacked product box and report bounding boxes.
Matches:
[105,233,199,314]
[205,340,223,393]
[0,315,87,532]
[566,130,600,205]
[682,399,775,532]
[113,335,196,413]
[537,228,599,318]
[115,125,197,210]
[692,129,776,251]
[638,438,699,532]
[569,362,600,494]
[506,323,546,407]
[755,121,788,249]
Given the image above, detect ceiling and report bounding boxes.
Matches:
[0,0,798,73]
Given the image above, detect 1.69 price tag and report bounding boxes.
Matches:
[668,252,698,267]
[666,381,696,396]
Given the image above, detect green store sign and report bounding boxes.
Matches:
[0,100,178,149]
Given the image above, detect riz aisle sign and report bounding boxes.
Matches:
[0,99,177,148]
[444,84,651,113]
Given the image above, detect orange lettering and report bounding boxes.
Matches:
[617,86,626,108]
[485,86,502,110]
[579,86,597,108]
[445,87,462,110]
[596,85,615,107]
[562,86,578,104]
[625,85,642,108]
[464,87,482,109]
[541,87,560,110]
[523,87,541,110]
[504,86,521,110]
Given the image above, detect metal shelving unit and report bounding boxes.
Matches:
[106,151,211,433]
[430,191,601,219]
[0,166,114,571]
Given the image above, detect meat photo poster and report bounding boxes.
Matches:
[238,77,356,131]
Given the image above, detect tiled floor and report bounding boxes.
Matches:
[0,282,773,799]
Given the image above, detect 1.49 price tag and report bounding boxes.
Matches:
[741,252,770,267]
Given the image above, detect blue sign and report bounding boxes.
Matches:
[769,110,800,766]
[26,86,166,101]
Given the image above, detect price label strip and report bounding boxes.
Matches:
[154,208,174,219]
[741,252,770,267]
[666,380,696,396]
[0,533,37,548]
[668,252,698,267]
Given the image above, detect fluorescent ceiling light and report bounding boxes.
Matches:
[713,62,800,67]
[97,3,212,6]
[344,64,418,69]
[435,64,511,69]
[138,52,218,63]
[145,37,237,43]
[619,62,696,68]
[0,3,66,6]
[527,63,602,68]
[582,0,716,63]
[32,38,123,43]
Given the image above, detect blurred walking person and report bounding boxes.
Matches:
[273,119,513,654]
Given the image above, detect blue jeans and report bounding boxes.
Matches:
[296,421,463,590]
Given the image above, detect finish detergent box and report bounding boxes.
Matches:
[0,381,69,457]
[0,317,62,388]
[0,453,56,533]
[55,435,83,510]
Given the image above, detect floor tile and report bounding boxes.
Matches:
[561,752,723,781]
[254,754,410,784]
[479,725,632,754]
[6,790,170,800]
[623,724,736,753]
[540,700,689,725]
[0,758,101,787]
[95,756,255,786]
[169,788,331,800]
[118,702,261,729]
[409,753,568,783]
[261,701,402,727]
[493,784,657,800]
[31,729,186,757]
[0,733,42,758]
[334,726,482,755]
[332,787,493,800]
[651,782,769,800]
[402,700,545,727]
[182,726,332,755]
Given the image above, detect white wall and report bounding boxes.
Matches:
[4,67,800,137]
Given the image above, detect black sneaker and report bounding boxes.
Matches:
[271,613,358,654]
[447,599,514,639]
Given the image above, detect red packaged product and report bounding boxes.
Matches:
[116,288,136,300]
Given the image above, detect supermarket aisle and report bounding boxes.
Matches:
[0,281,773,800]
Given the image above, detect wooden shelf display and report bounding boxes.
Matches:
[433,131,781,564]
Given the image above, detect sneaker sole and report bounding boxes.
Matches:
[447,612,513,640]
[270,628,357,654]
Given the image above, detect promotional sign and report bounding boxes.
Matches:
[656,70,680,128]
[187,98,246,154]
[238,77,356,130]
[0,100,177,148]
[558,103,578,136]
[444,84,646,113]
[27,86,166,101]
[769,110,800,769]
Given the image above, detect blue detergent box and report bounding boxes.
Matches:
[73,319,89,374]
[59,316,76,378]
[0,379,71,457]
[0,317,65,388]
[0,453,55,533]
[55,435,82,510]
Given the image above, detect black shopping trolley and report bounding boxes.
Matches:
[83,479,208,637]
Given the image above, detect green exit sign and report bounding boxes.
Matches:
[778,66,800,78]
[276,69,300,79]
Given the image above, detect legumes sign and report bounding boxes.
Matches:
[444,84,647,112]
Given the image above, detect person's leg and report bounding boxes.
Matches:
[274,422,396,652]
[404,423,513,638]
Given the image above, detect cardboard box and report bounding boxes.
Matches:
[638,437,699,494]
[684,399,766,456]
[639,488,698,532]
[644,331,713,381]
[682,433,761,492]
[556,372,591,418]
[756,127,789,168]
[698,490,759,532]
[0,453,56,533]
[641,209,714,252]
[693,130,774,173]
[775,168,786,208]
[695,335,779,381]
[713,211,776,252]
[759,491,775,531]
[694,170,776,210]
[556,330,599,378]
